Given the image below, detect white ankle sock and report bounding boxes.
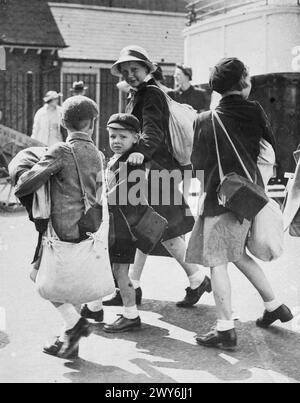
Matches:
[57,303,81,331]
[189,271,206,290]
[217,319,235,332]
[264,300,282,313]
[124,305,139,320]
[87,299,103,313]
[130,279,141,290]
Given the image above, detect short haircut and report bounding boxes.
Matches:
[228,66,249,92]
[65,119,91,132]
[62,96,99,130]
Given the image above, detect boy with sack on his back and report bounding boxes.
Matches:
[14,96,104,359]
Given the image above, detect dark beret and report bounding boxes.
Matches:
[209,57,247,94]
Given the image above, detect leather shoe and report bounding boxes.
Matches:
[256,304,293,328]
[58,318,92,359]
[81,305,104,323]
[177,276,212,308]
[104,315,141,333]
[103,288,143,307]
[43,337,79,360]
[196,328,237,351]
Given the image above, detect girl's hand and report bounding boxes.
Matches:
[127,153,145,166]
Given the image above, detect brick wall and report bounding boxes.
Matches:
[0,49,62,134]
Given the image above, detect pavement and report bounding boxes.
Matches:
[1,210,300,383]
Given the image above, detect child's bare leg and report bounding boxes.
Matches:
[129,249,148,288]
[211,265,233,321]
[162,236,206,283]
[196,265,236,350]
[234,251,293,328]
[234,251,275,302]
[114,264,138,315]
[104,263,141,333]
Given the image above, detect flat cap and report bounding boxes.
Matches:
[209,57,247,94]
[107,113,140,133]
[62,95,99,122]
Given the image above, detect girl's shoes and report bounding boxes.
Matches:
[256,305,293,328]
[196,328,238,351]
[176,276,212,308]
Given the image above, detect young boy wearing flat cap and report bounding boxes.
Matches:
[84,113,149,333]
[15,95,104,359]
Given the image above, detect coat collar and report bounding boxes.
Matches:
[66,131,94,144]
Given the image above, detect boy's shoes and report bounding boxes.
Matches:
[43,337,79,360]
[256,305,293,328]
[53,318,92,359]
[104,315,141,333]
[196,328,238,351]
[103,288,143,307]
[176,276,212,308]
[81,305,104,323]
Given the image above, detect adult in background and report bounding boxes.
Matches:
[105,45,211,309]
[169,64,208,112]
[152,64,173,94]
[70,81,88,97]
[32,91,63,147]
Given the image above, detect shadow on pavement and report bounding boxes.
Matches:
[0,331,10,350]
[63,300,300,383]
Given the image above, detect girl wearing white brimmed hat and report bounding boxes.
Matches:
[101,46,211,332]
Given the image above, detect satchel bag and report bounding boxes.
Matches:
[148,85,197,166]
[107,162,168,254]
[36,147,115,305]
[212,111,269,222]
[121,206,168,255]
[247,198,284,262]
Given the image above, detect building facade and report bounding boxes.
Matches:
[184,0,300,84]
[0,0,66,135]
[49,1,187,153]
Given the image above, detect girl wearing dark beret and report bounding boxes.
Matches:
[187,57,293,350]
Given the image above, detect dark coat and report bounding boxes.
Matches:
[192,95,277,217]
[169,85,208,113]
[107,149,149,264]
[127,79,195,242]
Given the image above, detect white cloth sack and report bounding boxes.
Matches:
[36,155,115,305]
[247,199,284,262]
[149,85,197,166]
[32,182,51,220]
[257,139,276,187]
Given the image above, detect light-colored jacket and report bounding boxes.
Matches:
[32,104,63,146]
[15,133,104,242]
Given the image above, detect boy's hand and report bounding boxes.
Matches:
[127,153,145,166]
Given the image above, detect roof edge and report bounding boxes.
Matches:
[49,2,186,18]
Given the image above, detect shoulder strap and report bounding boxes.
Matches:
[212,111,253,183]
[70,145,91,213]
[211,112,225,182]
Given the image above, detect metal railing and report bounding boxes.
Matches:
[186,0,300,25]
